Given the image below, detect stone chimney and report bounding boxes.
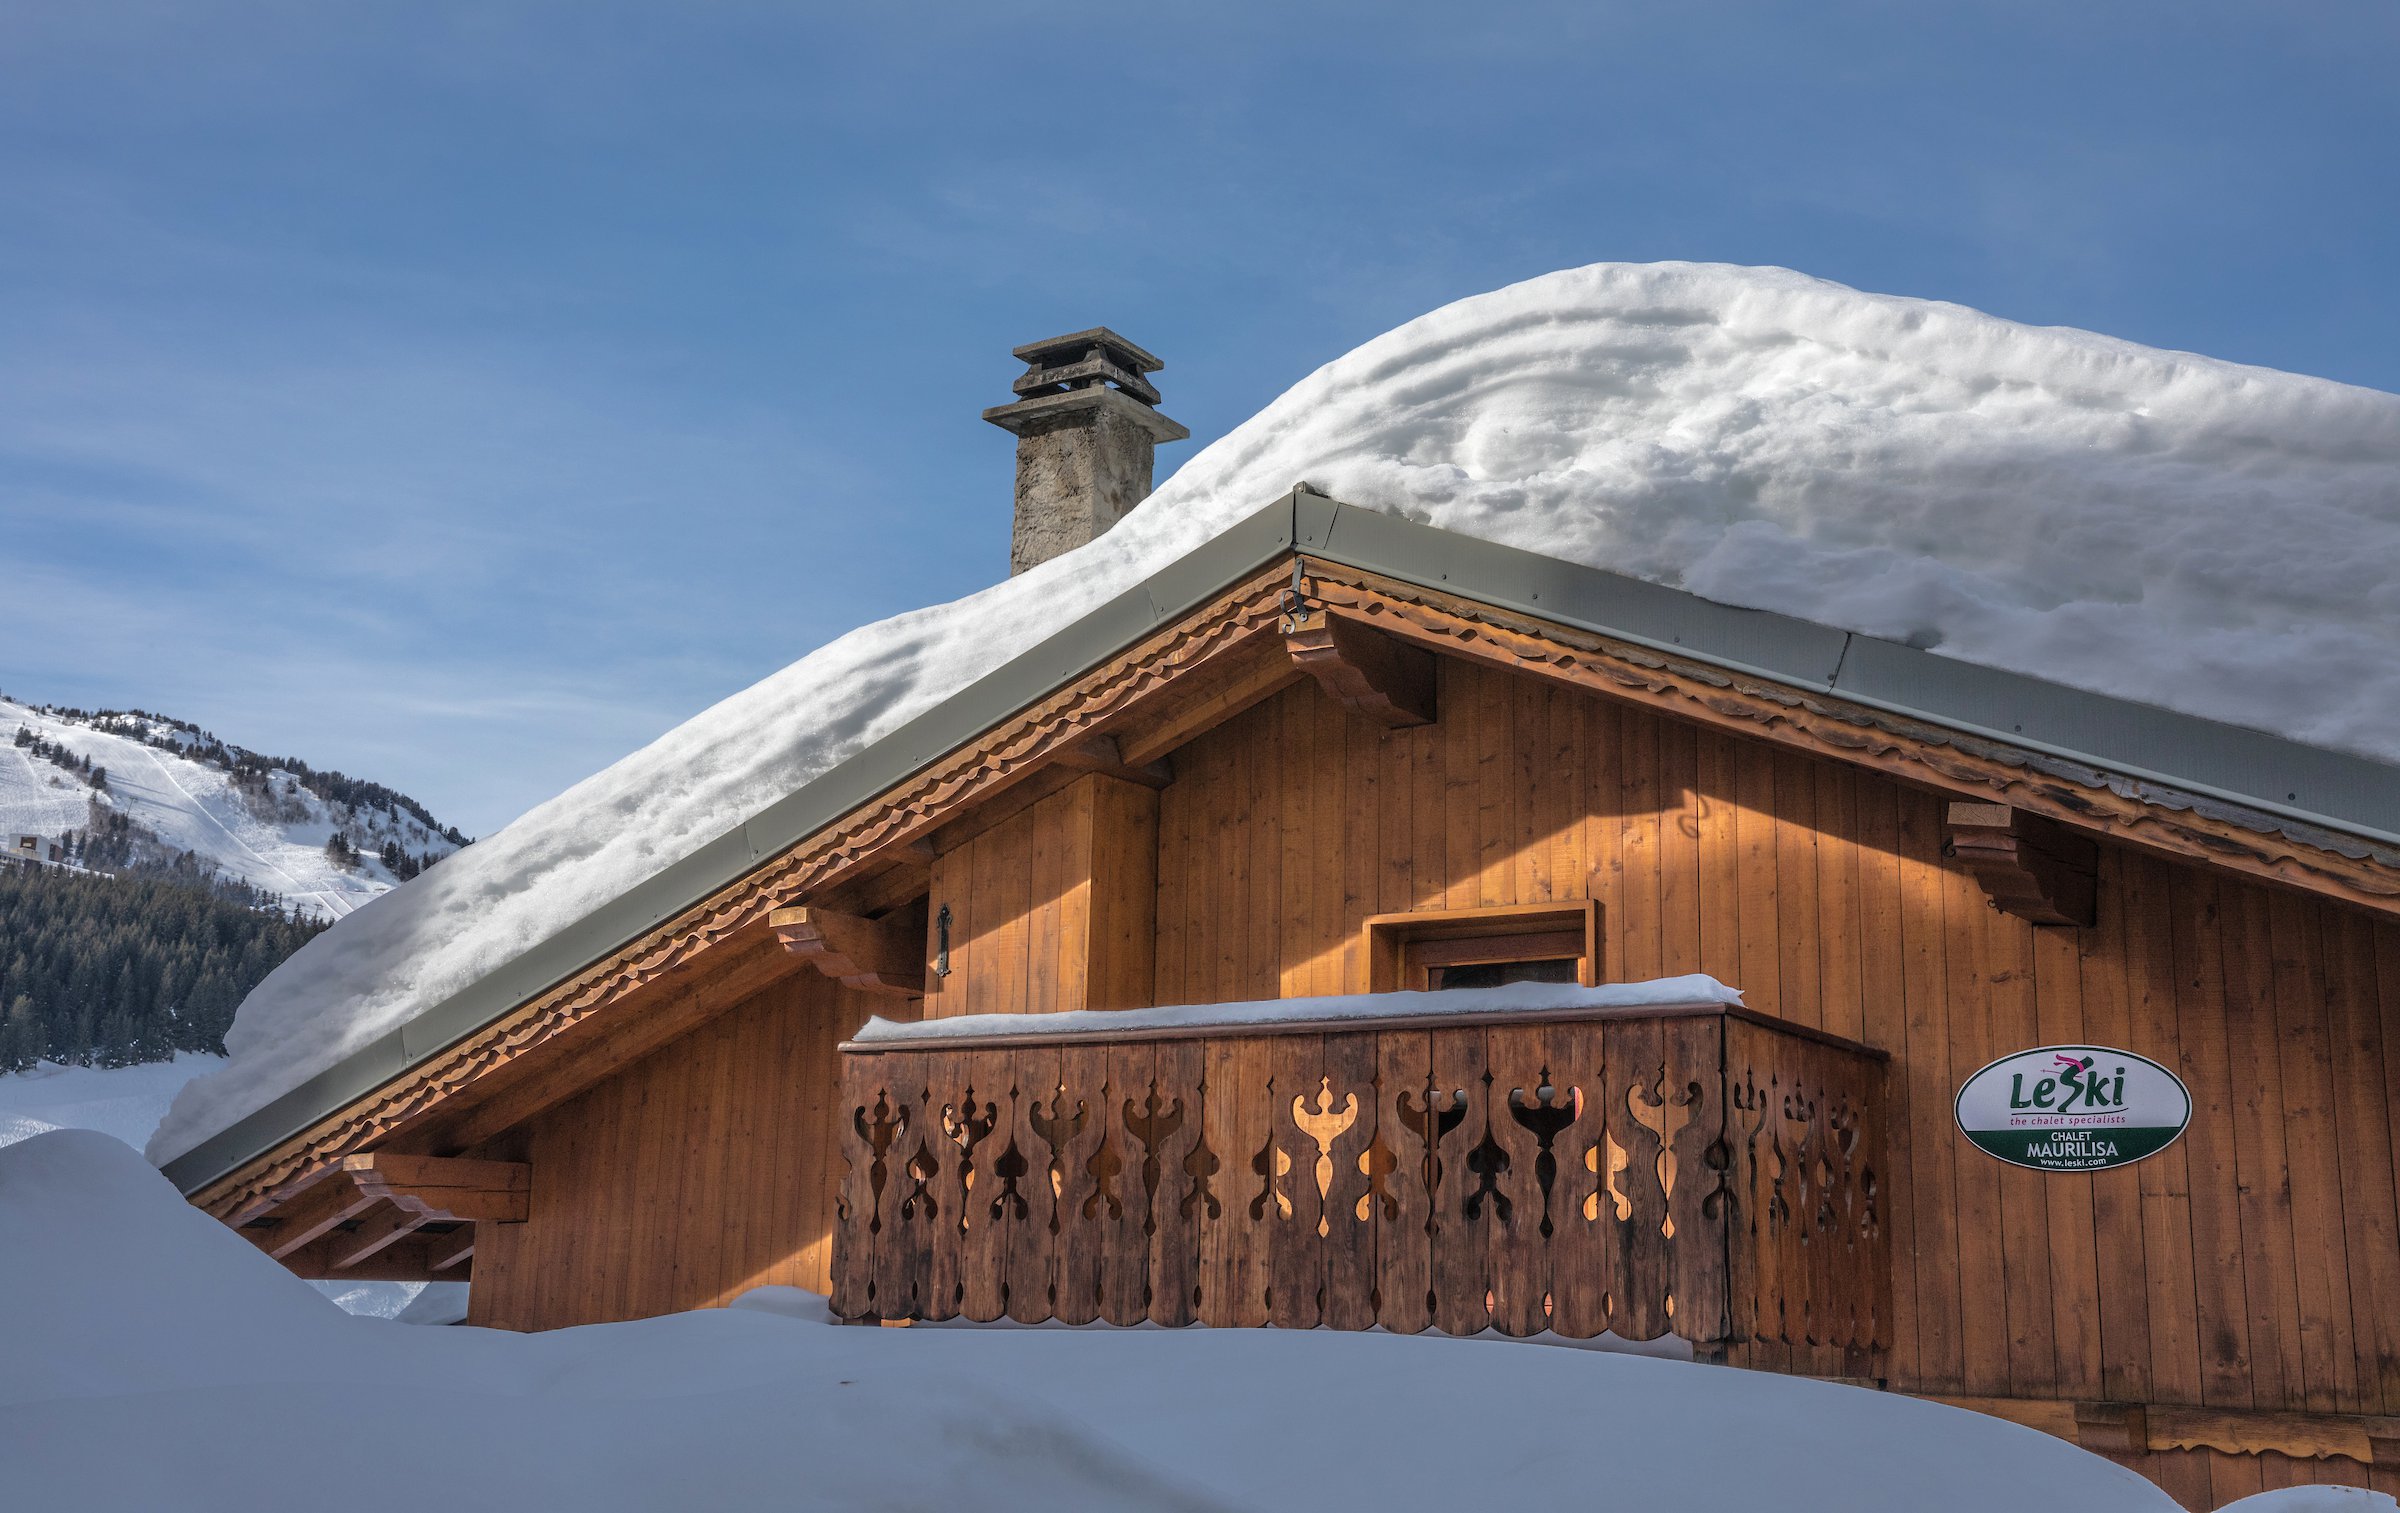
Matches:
[984,328,1188,575]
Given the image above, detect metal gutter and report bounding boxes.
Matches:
[166,489,2400,1195]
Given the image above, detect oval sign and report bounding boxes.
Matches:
[1955,1045,2190,1173]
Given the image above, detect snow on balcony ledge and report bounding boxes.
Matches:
[843,975,1746,1051]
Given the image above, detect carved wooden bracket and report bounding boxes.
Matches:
[1281,608,1436,728]
[770,905,926,997]
[1946,802,2098,927]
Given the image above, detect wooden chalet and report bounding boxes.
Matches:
[165,333,2400,1508]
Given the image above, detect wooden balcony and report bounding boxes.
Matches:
[830,991,1888,1363]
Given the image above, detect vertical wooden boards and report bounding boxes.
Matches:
[1771,749,1822,1030]
[1483,1023,1558,1336]
[1427,1024,1493,1337]
[828,1042,883,1320]
[1201,1034,1272,1326]
[2268,892,2354,1415]
[1374,1030,1437,1334]
[1318,1030,1382,1332]
[953,1045,1013,1323]
[917,1049,975,1321]
[1603,1014,1673,1343]
[1733,740,1783,1020]
[1267,1033,1331,1329]
[2324,909,2400,1412]
[1543,1021,1616,1340]
[1096,1041,1157,1326]
[1046,1043,1109,1325]
[1087,776,1160,1012]
[1656,716,1703,980]
[1662,1013,1730,1346]
[1616,709,1664,985]
[1983,900,2059,1396]
[1693,729,1746,992]
[1852,775,1919,1382]
[2078,847,2153,1405]
[925,774,1154,1020]
[1144,1040,1206,1327]
[1003,1043,1062,1324]
[1813,763,1865,1045]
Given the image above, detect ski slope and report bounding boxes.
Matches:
[0,696,456,919]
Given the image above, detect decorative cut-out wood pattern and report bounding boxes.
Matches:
[830,1004,1887,1356]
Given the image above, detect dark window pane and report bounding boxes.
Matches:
[1429,957,1579,991]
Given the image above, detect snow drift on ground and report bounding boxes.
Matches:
[3,1129,2209,1513]
[0,1057,429,1319]
[151,261,2400,1166]
[0,1053,222,1152]
[1,696,454,919]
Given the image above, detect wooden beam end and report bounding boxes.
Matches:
[1282,609,1436,729]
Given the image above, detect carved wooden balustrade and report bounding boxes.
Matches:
[830,999,1888,1364]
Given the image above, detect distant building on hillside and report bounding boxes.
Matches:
[6,833,64,866]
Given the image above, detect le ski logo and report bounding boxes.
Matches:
[1954,1045,2191,1173]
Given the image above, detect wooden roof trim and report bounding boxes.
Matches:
[1306,562,2400,920]
[190,565,1293,1221]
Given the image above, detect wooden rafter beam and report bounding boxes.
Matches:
[1945,802,2098,926]
[815,841,936,918]
[1112,635,1299,769]
[1281,606,1436,728]
[280,1230,463,1282]
[769,905,925,998]
[427,1226,476,1272]
[342,1152,531,1223]
[330,1201,432,1270]
[246,1170,380,1261]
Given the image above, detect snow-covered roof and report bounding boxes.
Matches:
[151,261,2400,1175]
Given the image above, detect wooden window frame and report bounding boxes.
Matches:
[1360,902,1602,993]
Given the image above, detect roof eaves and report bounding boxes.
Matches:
[166,488,2400,1196]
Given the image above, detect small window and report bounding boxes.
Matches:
[1362,903,1601,993]
[1426,957,1580,992]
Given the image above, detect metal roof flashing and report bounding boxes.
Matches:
[162,490,2400,1196]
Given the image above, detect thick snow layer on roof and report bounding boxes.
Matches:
[850,976,1744,1048]
[151,261,2400,1166]
[8,1130,2202,1512]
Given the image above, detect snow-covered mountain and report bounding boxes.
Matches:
[1,695,464,920]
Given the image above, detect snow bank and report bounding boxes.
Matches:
[0,1053,221,1151]
[152,261,2400,1167]
[1,1058,430,1319]
[3,1129,2197,1512]
[852,975,1743,1047]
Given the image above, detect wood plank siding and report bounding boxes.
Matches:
[464,654,2400,1506]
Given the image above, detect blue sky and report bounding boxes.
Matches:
[4,2,2395,836]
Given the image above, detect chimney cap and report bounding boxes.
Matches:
[1010,326,1164,372]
